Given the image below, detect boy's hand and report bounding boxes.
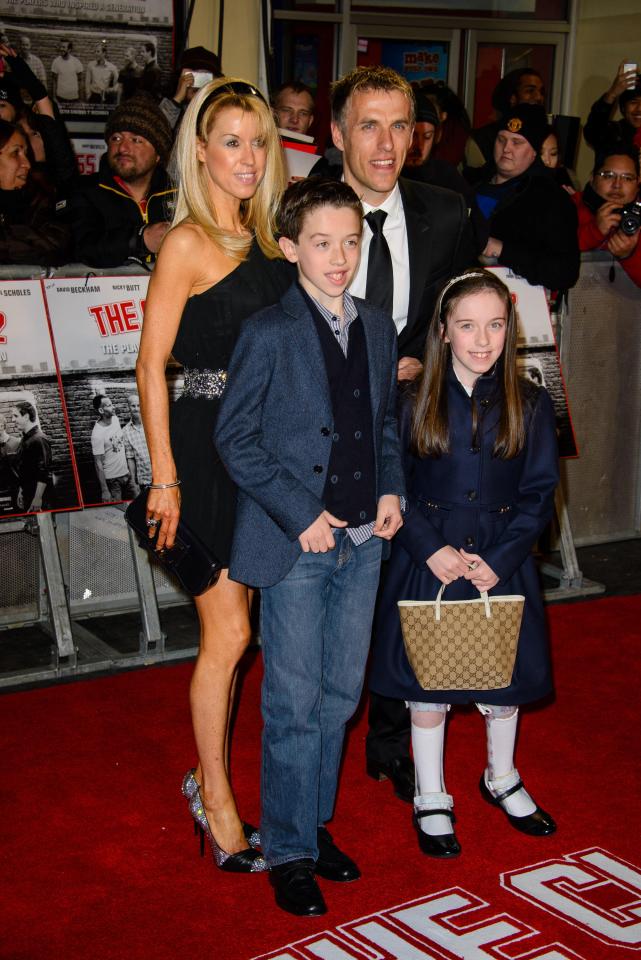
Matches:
[459,549,499,591]
[299,511,347,553]
[426,545,469,584]
[373,495,403,540]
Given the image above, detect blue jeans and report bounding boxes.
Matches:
[259,531,383,867]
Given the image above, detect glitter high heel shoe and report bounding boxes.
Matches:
[189,787,267,872]
[181,768,261,849]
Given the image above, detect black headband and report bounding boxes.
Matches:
[196,81,267,133]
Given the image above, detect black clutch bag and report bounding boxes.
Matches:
[124,487,222,596]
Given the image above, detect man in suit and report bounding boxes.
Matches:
[327,64,476,800]
[215,179,405,917]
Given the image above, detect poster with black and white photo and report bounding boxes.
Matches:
[0,280,81,518]
[489,267,578,458]
[0,14,174,135]
[44,275,152,507]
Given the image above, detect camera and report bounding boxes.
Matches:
[190,70,213,89]
[619,196,641,236]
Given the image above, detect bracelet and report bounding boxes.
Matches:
[149,480,181,489]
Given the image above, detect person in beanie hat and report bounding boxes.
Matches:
[66,93,176,267]
[105,94,173,166]
[584,61,641,157]
[474,102,579,290]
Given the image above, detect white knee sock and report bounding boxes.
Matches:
[411,717,452,836]
[484,709,536,817]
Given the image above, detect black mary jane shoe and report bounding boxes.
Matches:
[270,859,328,917]
[315,826,361,882]
[479,774,556,837]
[413,809,461,859]
[366,756,415,804]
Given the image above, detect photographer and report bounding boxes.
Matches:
[571,145,641,287]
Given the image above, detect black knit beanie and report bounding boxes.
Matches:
[105,95,173,165]
[499,103,548,153]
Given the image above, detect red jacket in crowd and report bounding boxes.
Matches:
[571,190,641,287]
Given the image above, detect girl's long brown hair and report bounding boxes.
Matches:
[411,268,526,459]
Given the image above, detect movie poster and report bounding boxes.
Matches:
[0,280,81,519]
[490,267,578,459]
[0,10,174,134]
[44,275,152,508]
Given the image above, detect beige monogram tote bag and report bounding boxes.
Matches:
[398,585,524,690]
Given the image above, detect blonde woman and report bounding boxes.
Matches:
[136,78,291,873]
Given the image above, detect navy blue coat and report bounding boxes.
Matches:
[369,364,559,705]
[214,282,406,589]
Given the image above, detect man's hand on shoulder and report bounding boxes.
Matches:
[373,495,403,540]
[397,357,423,382]
[142,221,171,253]
[299,511,347,553]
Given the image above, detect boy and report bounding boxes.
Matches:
[215,179,405,917]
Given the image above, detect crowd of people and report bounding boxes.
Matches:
[0,37,639,284]
[1,37,640,919]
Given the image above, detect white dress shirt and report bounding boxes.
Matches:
[349,183,410,336]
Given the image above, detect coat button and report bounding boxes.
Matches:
[353,389,360,398]
[313,465,323,474]
[320,427,330,437]
[354,471,361,480]
[465,536,475,547]
[330,474,338,484]
[481,398,489,407]
[332,432,340,442]
[359,511,367,520]
[470,446,479,454]
[354,430,362,439]
[467,490,477,501]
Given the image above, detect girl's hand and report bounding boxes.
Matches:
[146,485,181,551]
[459,549,499,591]
[426,545,470,585]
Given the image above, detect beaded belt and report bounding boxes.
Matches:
[181,367,228,399]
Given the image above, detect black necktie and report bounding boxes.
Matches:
[364,210,393,316]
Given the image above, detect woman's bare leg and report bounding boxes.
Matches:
[190,569,253,854]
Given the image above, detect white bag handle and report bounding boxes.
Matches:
[434,583,491,622]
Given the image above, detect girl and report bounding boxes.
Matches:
[137,78,291,873]
[540,124,575,190]
[369,269,559,858]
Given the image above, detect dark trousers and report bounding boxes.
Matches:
[366,691,411,764]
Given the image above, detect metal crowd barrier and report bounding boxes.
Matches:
[1,254,639,686]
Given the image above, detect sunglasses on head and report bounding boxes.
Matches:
[196,81,267,132]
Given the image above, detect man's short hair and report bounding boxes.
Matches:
[330,65,415,129]
[272,80,315,105]
[92,394,107,412]
[141,41,156,58]
[491,67,543,115]
[15,400,36,422]
[593,142,640,178]
[278,178,363,243]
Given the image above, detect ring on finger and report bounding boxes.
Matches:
[146,517,159,528]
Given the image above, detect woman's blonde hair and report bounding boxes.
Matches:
[170,77,286,260]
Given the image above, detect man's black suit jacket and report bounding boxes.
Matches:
[309,158,477,362]
[396,177,476,360]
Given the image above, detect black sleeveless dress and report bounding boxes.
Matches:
[169,242,293,567]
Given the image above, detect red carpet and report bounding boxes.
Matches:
[2,595,641,960]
